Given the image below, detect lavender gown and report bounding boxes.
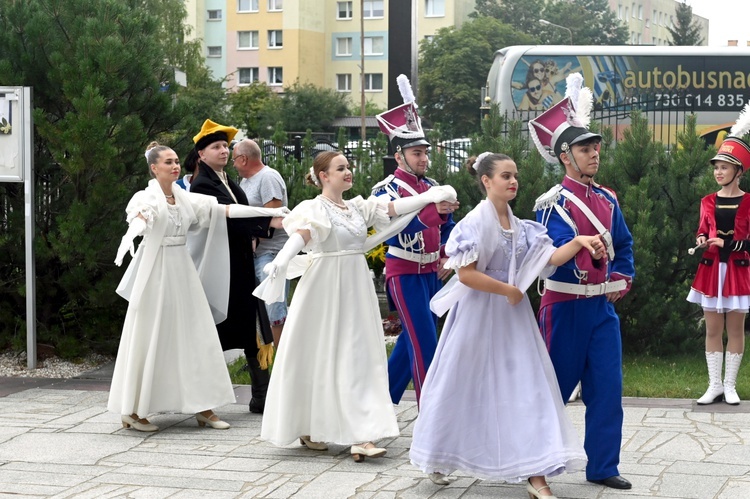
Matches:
[409,201,587,482]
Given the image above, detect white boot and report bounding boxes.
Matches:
[723,352,743,405]
[697,351,724,405]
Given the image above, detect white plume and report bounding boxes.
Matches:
[396,74,416,105]
[564,73,583,105]
[730,100,750,138]
[577,87,594,129]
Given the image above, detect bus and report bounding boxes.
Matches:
[484,45,750,148]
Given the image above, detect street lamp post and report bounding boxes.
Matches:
[539,19,573,45]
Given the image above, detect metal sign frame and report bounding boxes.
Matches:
[0,87,36,368]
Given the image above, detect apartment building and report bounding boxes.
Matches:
[608,0,708,46]
[183,0,710,109]
[184,0,474,108]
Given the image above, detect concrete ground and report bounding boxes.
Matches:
[0,361,749,498]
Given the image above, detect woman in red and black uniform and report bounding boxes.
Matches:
[688,136,750,405]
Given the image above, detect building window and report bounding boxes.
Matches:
[363,36,384,55]
[631,3,635,17]
[424,35,434,43]
[617,5,623,19]
[207,9,222,20]
[337,74,351,92]
[363,0,384,18]
[238,31,259,49]
[638,5,643,19]
[268,30,283,48]
[337,1,353,19]
[268,0,282,11]
[207,46,222,57]
[624,7,628,20]
[238,0,259,12]
[425,0,444,17]
[238,67,259,85]
[336,37,352,56]
[268,67,283,86]
[363,73,383,91]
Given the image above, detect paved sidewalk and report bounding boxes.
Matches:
[0,364,749,498]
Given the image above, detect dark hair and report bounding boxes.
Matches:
[145,141,172,178]
[183,148,199,174]
[306,151,345,189]
[465,153,512,195]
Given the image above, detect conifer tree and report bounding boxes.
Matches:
[0,0,219,354]
[667,1,705,46]
[597,112,713,352]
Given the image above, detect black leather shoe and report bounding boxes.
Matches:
[588,475,632,489]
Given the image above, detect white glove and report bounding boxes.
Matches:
[227,204,290,218]
[425,185,458,204]
[391,185,458,216]
[263,232,306,280]
[114,217,147,266]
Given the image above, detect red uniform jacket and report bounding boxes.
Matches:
[691,193,750,298]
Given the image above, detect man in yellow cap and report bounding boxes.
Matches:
[190,119,278,414]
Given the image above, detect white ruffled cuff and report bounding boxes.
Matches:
[443,245,479,270]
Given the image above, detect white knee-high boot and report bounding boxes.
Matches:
[697,351,724,405]
[723,352,743,405]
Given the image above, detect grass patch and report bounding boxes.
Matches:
[231,343,745,401]
[622,353,735,399]
[228,356,253,385]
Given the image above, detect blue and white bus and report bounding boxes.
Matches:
[484,45,750,147]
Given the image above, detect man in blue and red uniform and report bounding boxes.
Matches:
[373,76,458,406]
[529,81,635,490]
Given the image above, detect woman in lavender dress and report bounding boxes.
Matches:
[410,152,603,498]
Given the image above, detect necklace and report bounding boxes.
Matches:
[321,195,347,209]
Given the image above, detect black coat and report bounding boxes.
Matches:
[190,163,274,353]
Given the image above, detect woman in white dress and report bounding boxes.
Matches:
[108,142,287,432]
[255,151,456,461]
[410,152,603,498]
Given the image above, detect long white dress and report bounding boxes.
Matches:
[108,182,236,416]
[410,200,587,482]
[260,195,400,446]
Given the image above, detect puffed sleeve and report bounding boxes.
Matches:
[515,219,557,293]
[349,195,390,232]
[124,190,159,230]
[283,199,332,249]
[443,217,480,270]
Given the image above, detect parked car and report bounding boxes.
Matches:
[437,138,472,171]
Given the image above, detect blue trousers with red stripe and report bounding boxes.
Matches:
[386,273,441,406]
[538,296,624,481]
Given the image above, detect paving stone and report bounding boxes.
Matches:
[656,472,727,498]
[0,432,137,465]
[2,388,750,498]
[294,471,377,498]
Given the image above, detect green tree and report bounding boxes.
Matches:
[471,0,545,37]
[226,82,281,139]
[418,17,534,137]
[0,0,215,355]
[348,99,385,118]
[667,1,704,46]
[279,81,350,133]
[473,0,627,45]
[596,112,714,353]
[541,0,628,45]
